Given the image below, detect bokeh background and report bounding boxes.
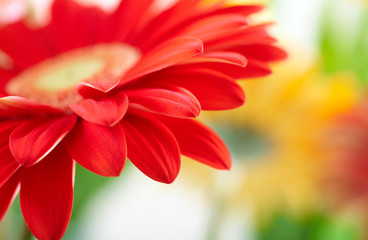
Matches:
[1,0,368,239]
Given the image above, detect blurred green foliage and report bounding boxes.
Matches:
[319,2,368,83]
[257,212,362,240]
[63,163,112,239]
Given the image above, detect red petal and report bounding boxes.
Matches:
[0,120,22,147]
[162,118,231,170]
[65,120,126,177]
[127,86,201,118]
[134,1,258,51]
[0,147,19,188]
[184,59,272,79]
[0,22,52,69]
[205,23,276,51]
[122,113,180,183]
[107,0,155,42]
[70,92,128,126]
[10,115,77,166]
[0,69,16,95]
[133,0,203,50]
[237,59,273,78]
[0,96,63,118]
[77,83,108,99]
[0,120,24,187]
[181,51,247,67]
[20,146,74,240]
[0,171,20,221]
[230,44,287,62]
[50,0,107,51]
[210,5,264,16]
[77,76,120,93]
[177,14,248,43]
[144,67,245,110]
[121,37,203,84]
[0,68,14,81]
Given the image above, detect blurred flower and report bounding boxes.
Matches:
[325,99,368,214]
[322,99,368,239]
[197,49,360,222]
[0,0,285,239]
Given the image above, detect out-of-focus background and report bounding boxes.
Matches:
[1,0,368,239]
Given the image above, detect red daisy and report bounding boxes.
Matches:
[0,0,286,239]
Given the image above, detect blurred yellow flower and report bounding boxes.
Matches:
[182,48,361,223]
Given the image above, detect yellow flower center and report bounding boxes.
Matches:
[35,58,104,92]
[6,43,141,110]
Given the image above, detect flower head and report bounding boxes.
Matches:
[0,0,285,239]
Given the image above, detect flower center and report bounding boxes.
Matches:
[6,43,141,110]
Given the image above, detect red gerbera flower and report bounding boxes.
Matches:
[0,0,285,239]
